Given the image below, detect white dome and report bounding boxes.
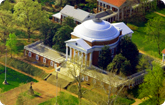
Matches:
[72,19,120,42]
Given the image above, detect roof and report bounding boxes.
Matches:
[162,49,165,54]
[72,19,120,42]
[95,9,113,19]
[112,22,134,35]
[65,38,92,52]
[52,12,61,19]
[60,5,91,22]
[24,41,65,63]
[101,0,126,7]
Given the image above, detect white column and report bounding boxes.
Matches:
[85,53,87,66]
[70,47,72,59]
[89,52,93,67]
[81,52,83,65]
[66,46,68,61]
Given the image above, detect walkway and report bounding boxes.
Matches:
[154,11,165,17]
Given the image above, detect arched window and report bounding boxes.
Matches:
[43,58,46,63]
[50,61,53,66]
[36,55,39,60]
[28,52,31,57]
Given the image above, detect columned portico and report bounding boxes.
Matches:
[66,46,68,61]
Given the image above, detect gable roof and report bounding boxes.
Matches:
[101,0,126,7]
[60,5,91,22]
[65,38,92,51]
[111,22,133,35]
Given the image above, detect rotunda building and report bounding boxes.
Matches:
[65,18,132,67]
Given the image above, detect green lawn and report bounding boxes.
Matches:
[0,65,37,92]
[156,8,165,15]
[39,92,89,105]
[67,85,135,105]
[130,11,165,59]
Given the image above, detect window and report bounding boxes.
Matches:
[50,61,53,66]
[43,58,46,63]
[103,4,105,7]
[85,76,88,81]
[28,52,31,57]
[81,75,84,81]
[36,55,39,60]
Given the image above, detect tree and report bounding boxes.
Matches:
[6,33,17,58]
[0,10,13,44]
[139,63,165,105]
[53,25,72,52]
[0,0,13,11]
[107,53,132,76]
[136,55,151,71]
[145,16,165,55]
[62,16,76,28]
[120,36,139,72]
[39,21,61,47]
[98,46,112,69]
[85,0,96,3]
[13,0,48,42]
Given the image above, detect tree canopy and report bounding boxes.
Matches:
[53,25,72,52]
[13,0,48,42]
[6,33,17,58]
[107,53,132,76]
[145,16,165,55]
[62,16,76,28]
[0,10,13,44]
[98,46,112,69]
[120,36,139,72]
[40,21,61,47]
[139,63,165,105]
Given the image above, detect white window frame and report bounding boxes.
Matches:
[28,52,31,57]
[50,61,53,66]
[85,76,88,81]
[43,58,46,63]
[36,55,39,60]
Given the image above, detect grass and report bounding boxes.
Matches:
[0,64,37,92]
[21,90,42,99]
[39,92,89,105]
[67,84,135,105]
[139,99,152,105]
[156,8,165,15]
[0,57,48,79]
[130,10,165,59]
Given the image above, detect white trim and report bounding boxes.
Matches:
[36,55,39,60]
[28,52,32,57]
[43,58,46,63]
[50,61,53,66]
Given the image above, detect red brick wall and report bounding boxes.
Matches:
[92,51,99,66]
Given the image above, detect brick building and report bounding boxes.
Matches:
[65,18,133,67]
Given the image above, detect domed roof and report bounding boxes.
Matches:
[72,19,120,42]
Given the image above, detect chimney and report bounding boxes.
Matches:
[74,5,78,9]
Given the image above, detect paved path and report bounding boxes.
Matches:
[154,11,165,17]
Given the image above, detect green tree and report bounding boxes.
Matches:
[40,21,61,47]
[13,0,48,42]
[120,36,139,72]
[98,46,112,69]
[107,53,132,76]
[0,10,13,44]
[6,33,17,58]
[53,25,72,52]
[62,16,76,28]
[139,63,165,105]
[136,55,151,71]
[145,16,165,55]
[85,0,96,3]
[0,0,13,11]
